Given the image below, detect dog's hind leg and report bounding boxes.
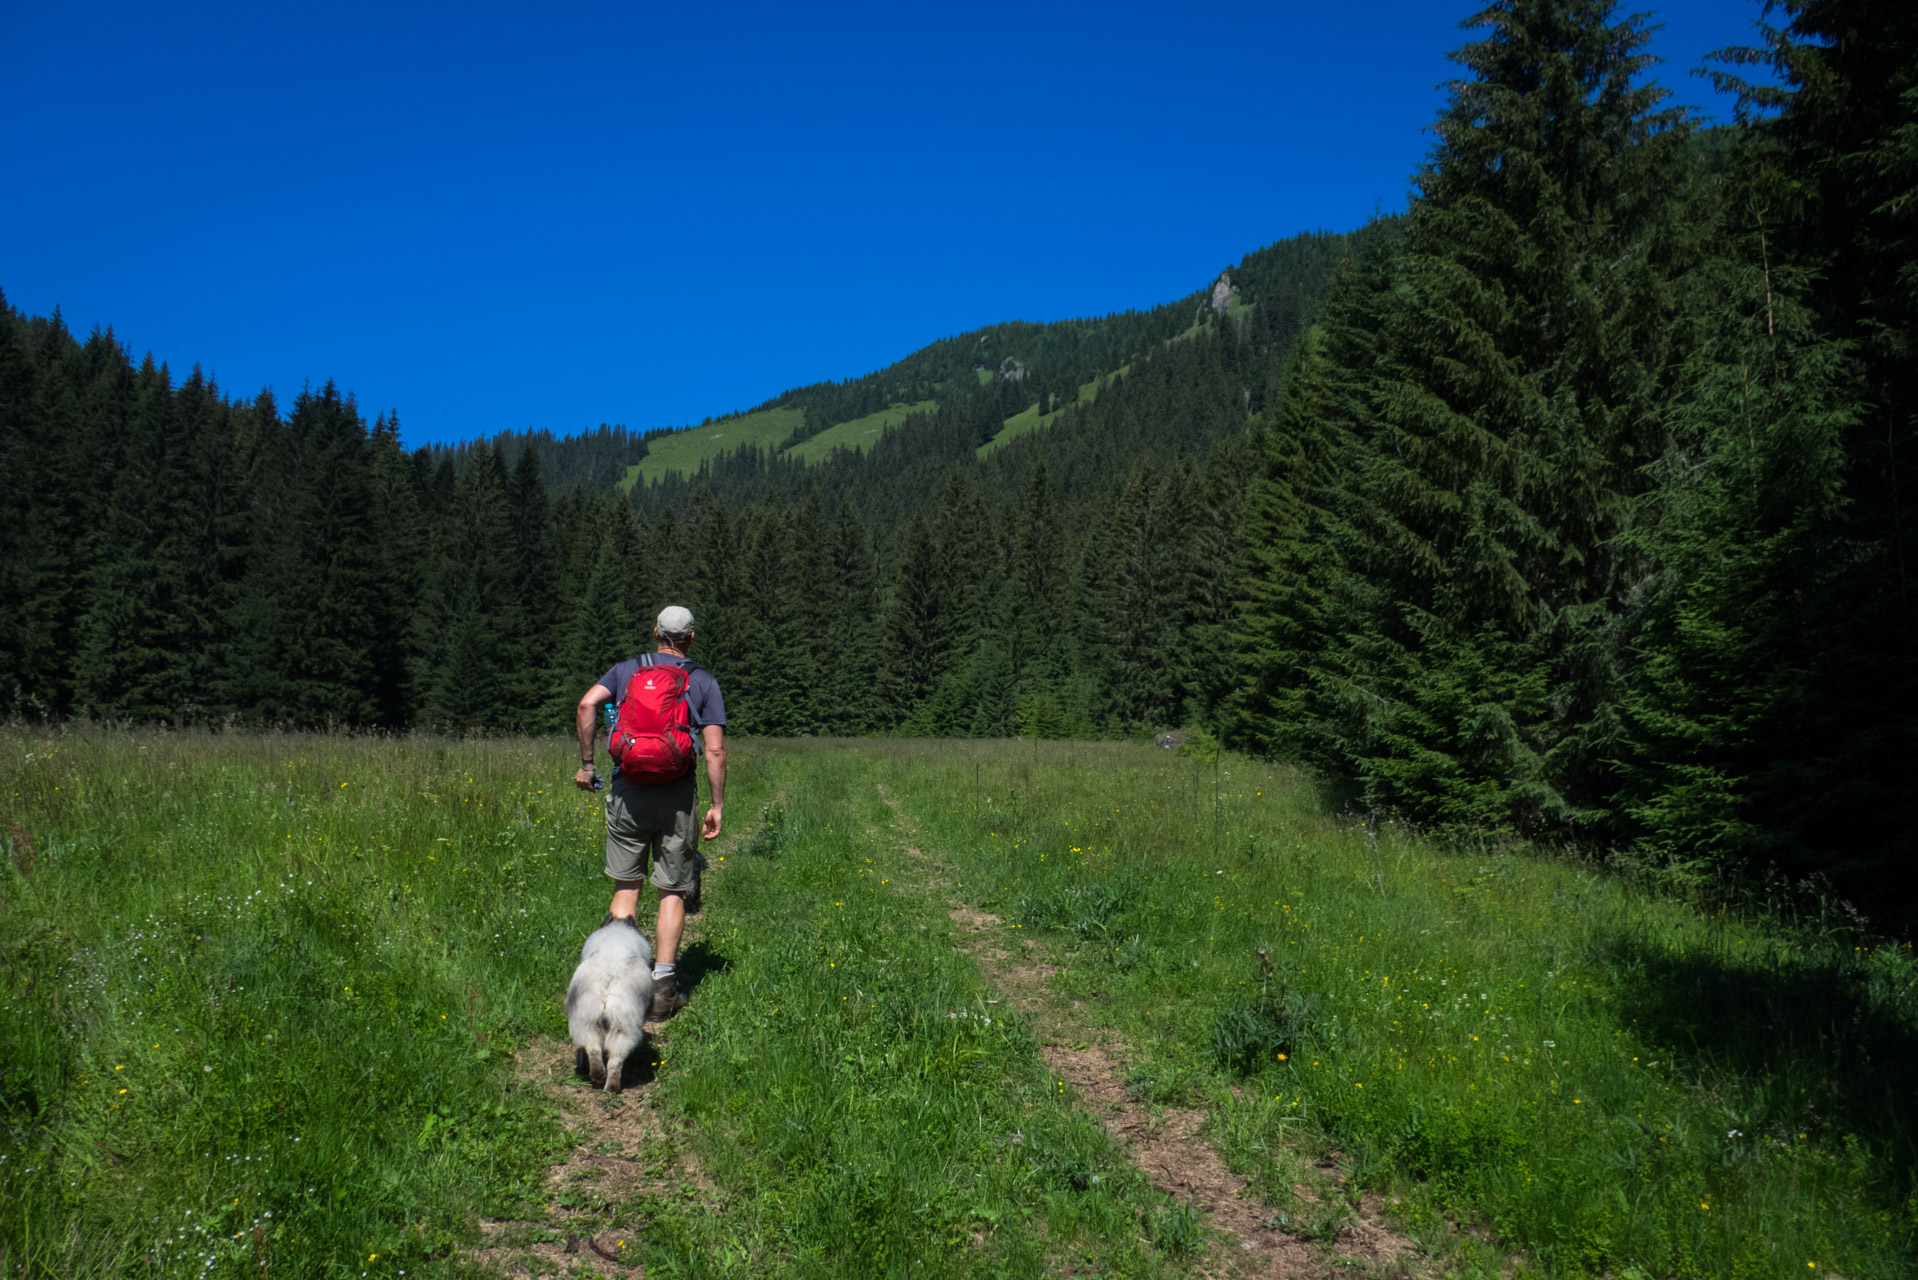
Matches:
[602,1050,626,1094]
[586,1043,607,1087]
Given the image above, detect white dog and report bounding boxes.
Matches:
[565,920,656,1093]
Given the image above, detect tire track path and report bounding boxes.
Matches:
[879,783,1426,1280]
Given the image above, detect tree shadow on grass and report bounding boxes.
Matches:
[1607,937,1918,1177]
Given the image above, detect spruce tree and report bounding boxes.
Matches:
[0,298,41,714]
[558,538,638,712]
[367,413,426,725]
[222,389,292,720]
[505,445,558,729]
[1008,462,1074,734]
[1307,0,1700,832]
[684,487,741,701]
[1622,258,1859,882]
[877,518,945,726]
[922,473,1003,734]
[1091,465,1189,730]
[828,503,883,732]
[227,384,397,727]
[1182,440,1252,725]
[1007,462,1064,672]
[790,491,839,730]
[74,356,194,720]
[1715,0,1918,905]
[419,441,518,730]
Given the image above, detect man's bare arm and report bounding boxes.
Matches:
[576,685,612,789]
[701,724,725,838]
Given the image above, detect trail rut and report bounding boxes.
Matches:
[886,783,1427,1279]
[467,821,745,1277]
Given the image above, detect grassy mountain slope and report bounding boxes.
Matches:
[787,399,939,463]
[628,406,805,486]
[621,225,1373,561]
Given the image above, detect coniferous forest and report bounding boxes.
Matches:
[1,0,1912,923]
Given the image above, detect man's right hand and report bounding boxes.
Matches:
[575,766,599,791]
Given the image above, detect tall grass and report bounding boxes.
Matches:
[2,731,1196,1279]
[644,743,1186,1278]
[0,728,623,1277]
[7,731,1913,1279]
[873,738,1918,1280]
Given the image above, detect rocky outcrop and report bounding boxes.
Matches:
[1210,272,1239,314]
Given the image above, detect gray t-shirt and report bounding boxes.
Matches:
[595,654,726,753]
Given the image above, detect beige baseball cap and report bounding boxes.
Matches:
[656,605,695,634]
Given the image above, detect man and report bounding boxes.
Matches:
[575,605,726,1019]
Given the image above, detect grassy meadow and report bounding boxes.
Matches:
[785,401,939,463]
[3,731,1913,1279]
[620,407,807,488]
[977,371,1128,458]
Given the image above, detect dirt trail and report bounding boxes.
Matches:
[469,1037,697,1275]
[468,818,748,1277]
[883,785,1425,1280]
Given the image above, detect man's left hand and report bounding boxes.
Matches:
[702,805,723,840]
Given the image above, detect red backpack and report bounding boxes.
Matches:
[608,655,699,784]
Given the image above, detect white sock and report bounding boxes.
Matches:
[653,963,675,980]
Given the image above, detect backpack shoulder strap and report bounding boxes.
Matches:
[613,654,648,701]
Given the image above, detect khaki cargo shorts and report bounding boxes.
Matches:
[603,772,700,894]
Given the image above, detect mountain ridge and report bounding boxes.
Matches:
[435,227,1358,495]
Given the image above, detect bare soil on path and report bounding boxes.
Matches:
[882,785,1427,1280]
[466,821,747,1277]
[468,782,1433,1278]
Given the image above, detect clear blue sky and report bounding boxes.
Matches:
[2,0,1769,447]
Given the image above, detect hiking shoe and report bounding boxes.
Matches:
[685,852,711,916]
[650,971,688,1020]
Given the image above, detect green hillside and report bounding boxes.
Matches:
[614,291,1260,484]
[977,398,1061,457]
[624,406,805,487]
[978,368,1128,457]
[572,234,1339,491]
[785,398,938,463]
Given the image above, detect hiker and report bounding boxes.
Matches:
[575,605,726,1019]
